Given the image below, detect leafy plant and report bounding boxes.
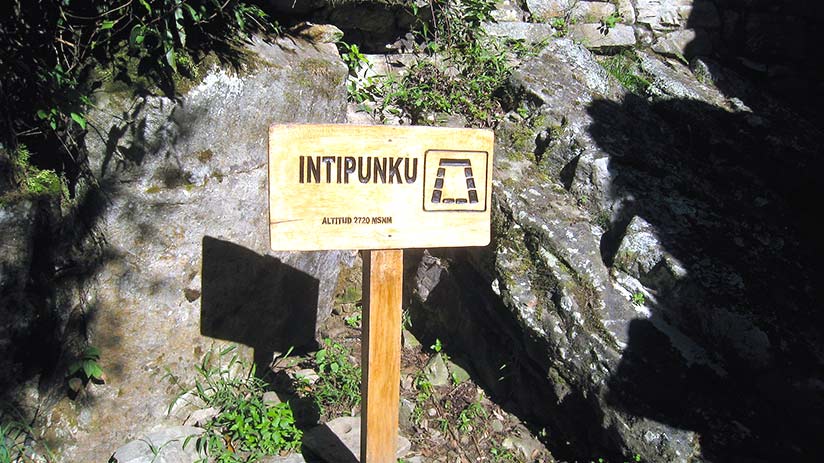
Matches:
[631,291,645,306]
[344,310,362,329]
[551,16,569,37]
[430,338,443,353]
[67,346,105,393]
[490,443,519,462]
[375,0,519,126]
[169,345,302,462]
[411,371,433,425]
[598,12,623,35]
[457,401,487,433]
[9,144,64,198]
[309,339,361,416]
[0,407,52,463]
[1,0,279,199]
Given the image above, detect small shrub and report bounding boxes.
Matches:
[0,407,52,463]
[169,345,302,462]
[457,401,487,433]
[67,345,105,393]
[310,339,361,416]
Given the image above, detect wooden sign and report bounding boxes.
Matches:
[268,124,494,463]
[268,124,494,250]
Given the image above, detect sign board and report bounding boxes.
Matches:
[268,124,494,251]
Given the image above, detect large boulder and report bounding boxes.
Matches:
[410,36,824,462]
[44,35,352,461]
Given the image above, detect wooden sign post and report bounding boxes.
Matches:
[269,124,494,462]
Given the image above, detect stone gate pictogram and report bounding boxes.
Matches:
[423,150,488,212]
[429,158,479,204]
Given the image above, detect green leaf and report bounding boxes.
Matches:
[84,345,101,358]
[49,120,57,130]
[138,0,152,14]
[70,112,86,129]
[82,360,103,379]
[182,3,200,21]
[101,20,116,30]
[129,25,145,47]
[174,7,186,48]
[165,48,177,73]
[68,361,82,375]
[234,9,245,31]
[36,109,48,119]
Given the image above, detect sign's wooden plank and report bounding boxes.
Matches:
[361,249,403,463]
[268,124,494,250]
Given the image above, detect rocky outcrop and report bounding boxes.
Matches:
[410,34,824,461]
[34,35,352,461]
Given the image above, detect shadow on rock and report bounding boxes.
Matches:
[589,93,824,461]
[201,236,319,374]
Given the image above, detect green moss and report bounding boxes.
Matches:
[145,185,162,194]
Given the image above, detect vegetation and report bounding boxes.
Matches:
[168,345,302,462]
[342,0,544,127]
[598,12,623,35]
[0,0,277,195]
[0,406,52,463]
[599,51,651,95]
[67,345,105,394]
[304,338,361,417]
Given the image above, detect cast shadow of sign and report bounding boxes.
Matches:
[200,236,319,370]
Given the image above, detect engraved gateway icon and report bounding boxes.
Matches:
[422,150,489,212]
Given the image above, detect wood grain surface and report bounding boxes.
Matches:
[361,249,403,463]
[268,124,494,251]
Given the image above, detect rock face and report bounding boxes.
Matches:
[569,23,637,51]
[110,426,203,463]
[40,35,352,461]
[410,35,824,462]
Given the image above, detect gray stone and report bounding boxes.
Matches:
[414,250,446,302]
[303,416,411,462]
[402,329,421,349]
[569,23,636,51]
[613,216,686,291]
[652,28,712,57]
[525,0,572,20]
[110,426,203,463]
[423,353,450,387]
[637,50,722,102]
[183,407,219,427]
[263,391,282,406]
[482,22,556,44]
[491,419,505,433]
[0,198,35,294]
[399,398,416,432]
[615,0,636,24]
[57,35,352,462]
[502,431,544,460]
[290,22,344,44]
[446,359,471,384]
[491,0,526,22]
[260,454,307,463]
[635,0,692,31]
[569,1,617,23]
